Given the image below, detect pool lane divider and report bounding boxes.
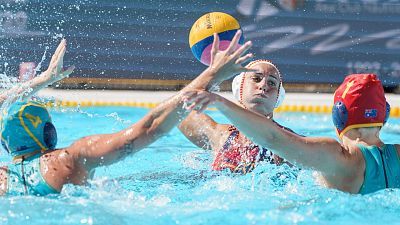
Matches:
[45,100,400,118]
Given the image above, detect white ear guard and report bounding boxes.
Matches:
[275,84,285,108]
[232,73,243,102]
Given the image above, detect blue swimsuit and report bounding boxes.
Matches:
[358,144,400,194]
[6,155,58,196]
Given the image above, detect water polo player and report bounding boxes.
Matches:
[0,31,254,195]
[185,68,399,193]
[179,59,298,174]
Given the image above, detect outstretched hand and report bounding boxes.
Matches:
[208,30,256,83]
[0,39,75,106]
[38,39,75,85]
[182,90,220,113]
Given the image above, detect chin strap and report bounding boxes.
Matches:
[20,156,28,195]
[13,149,42,163]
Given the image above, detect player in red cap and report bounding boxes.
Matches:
[183,71,398,194]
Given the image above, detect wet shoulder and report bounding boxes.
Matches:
[40,149,78,179]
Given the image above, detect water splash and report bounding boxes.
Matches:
[34,46,49,75]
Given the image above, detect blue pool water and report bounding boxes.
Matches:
[1,106,400,225]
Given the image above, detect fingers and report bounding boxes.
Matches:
[210,33,219,65]
[182,92,196,108]
[60,65,75,78]
[197,99,210,113]
[49,42,66,75]
[56,43,67,72]
[235,53,253,65]
[226,30,242,54]
[237,67,258,74]
[184,102,196,111]
[184,92,203,105]
[49,40,64,64]
[183,98,199,110]
[231,40,252,61]
[181,90,199,99]
[183,91,215,112]
[183,92,204,109]
[50,39,66,65]
[193,95,209,110]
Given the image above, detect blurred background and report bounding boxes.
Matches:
[1,0,399,92]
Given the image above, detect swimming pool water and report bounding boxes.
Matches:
[1,106,400,225]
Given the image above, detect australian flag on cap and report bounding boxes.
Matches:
[364,109,378,118]
[332,74,388,137]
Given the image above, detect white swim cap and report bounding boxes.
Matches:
[231,60,285,108]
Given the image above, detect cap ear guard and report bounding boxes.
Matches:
[332,101,348,131]
[275,84,285,108]
[44,122,57,150]
[332,101,389,134]
[232,73,244,102]
[384,102,391,125]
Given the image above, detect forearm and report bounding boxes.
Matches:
[214,97,283,149]
[179,111,214,149]
[79,92,188,168]
[29,72,52,92]
[0,72,50,106]
[108,92,189,158]
[213,96,346,173]
[138,92,188,142]
[183,68,224,91]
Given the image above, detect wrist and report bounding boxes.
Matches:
[214,94,224,107]
[204,67,224,84]
[33,75,46,84]
[35,71,50,82]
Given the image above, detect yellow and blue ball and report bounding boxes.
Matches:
[189,12,244,66]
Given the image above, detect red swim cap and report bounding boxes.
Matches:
[332,74,389,137]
